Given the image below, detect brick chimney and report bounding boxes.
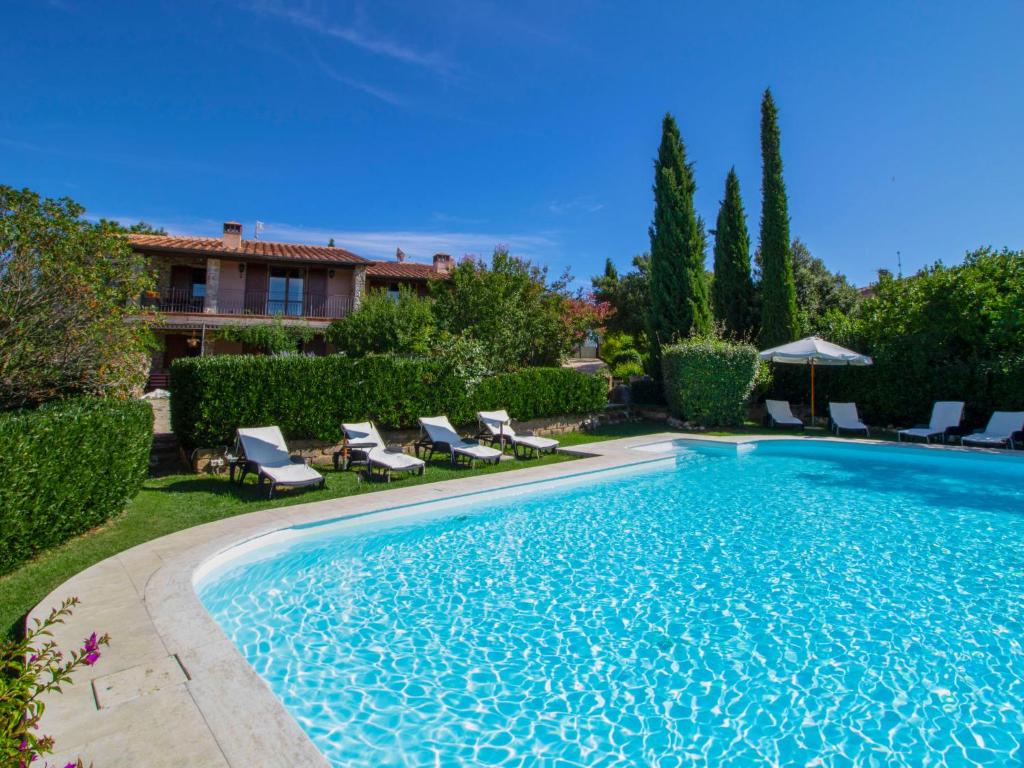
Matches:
[396,247,407,263]
[222,221,242,250]
[432,252,453,274]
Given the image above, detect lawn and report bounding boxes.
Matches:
[0,421,668,639]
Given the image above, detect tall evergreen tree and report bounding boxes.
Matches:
[711,168,755,337]
[647,113,711,361]
[758,89,799,347]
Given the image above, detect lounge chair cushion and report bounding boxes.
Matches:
[420,415,503,462]
[961,412,1024,447]
[898,427,942,440]
[512,434,559,451]
[237,427,325,488]
[368,446,425,471]
[829,402,868,432]
[765,399,802,427]
[453,443,503,461]
[477,410,559,451]
[259,461,325,487]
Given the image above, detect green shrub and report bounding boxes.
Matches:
[216,318,314,355]
[794,248,1024,426]
[474,367,608,421]
[662,337,758,426]
[326,287,435,357]
[171,356,607,448]
[629,376,666,405]
[0,397,152,575]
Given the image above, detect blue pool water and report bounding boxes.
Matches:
[198,441,1024,766]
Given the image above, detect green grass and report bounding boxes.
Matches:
[0,417,900,639]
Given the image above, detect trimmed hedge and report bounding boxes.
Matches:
[0,397,152,575]
[170,355,608,448]
[662,338,758,426]
[473,367,608,421]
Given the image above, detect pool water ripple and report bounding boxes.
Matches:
[199,442,1024,766]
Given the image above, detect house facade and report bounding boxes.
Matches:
[132,222,452,387]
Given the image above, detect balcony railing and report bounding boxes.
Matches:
[143,287,204,313]
[216,289,353,319]
[143,288,354,319]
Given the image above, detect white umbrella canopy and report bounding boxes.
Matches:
[758,336,872,424]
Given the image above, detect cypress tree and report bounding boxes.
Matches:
[647,113,712,361]
[758,89,799,347]
[711,168,755,338]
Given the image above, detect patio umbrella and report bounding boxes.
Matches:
[758,336,872,425]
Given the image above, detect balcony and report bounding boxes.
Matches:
[142,288,354,320]
[218,289,353,319]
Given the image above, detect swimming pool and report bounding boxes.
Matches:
[198,440,1024,766]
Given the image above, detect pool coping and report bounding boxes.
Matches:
[31,431,1021,767]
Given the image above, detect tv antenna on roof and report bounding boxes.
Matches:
[897,250,902,278]
[255,221,265,241]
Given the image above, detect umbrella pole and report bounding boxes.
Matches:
[810,361,816,426]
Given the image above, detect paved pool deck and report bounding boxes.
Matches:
[31,432,996,767]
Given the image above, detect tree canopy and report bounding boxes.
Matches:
[648,113,711,359]
[711,168,755,338]
[326,286,435,357]
[0,186,155,409]
[430,247,578,371]
[757,90,799,347]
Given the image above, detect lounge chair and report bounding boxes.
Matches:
[416,415,503,467]
[960,411,1024,450]
[828,402,870,436]
[476,410,559,458]
[339,421,425,481]
[897,401,964,443]
[233,426,325,498]
[765,399,803,429]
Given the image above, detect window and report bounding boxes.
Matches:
[386,283,401,302]
[191,268,206,299]
[268,268,304,316]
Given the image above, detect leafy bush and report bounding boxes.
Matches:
[797,248,1024,426]
[629,376,666,405]
[326,287,435,357]
[474,367,608,421]
[0,186,155,409]
[431,247,579,371]
[0,398,152,575]
[662,337,758,426]
[1,597,108,767]
[171,355,607,448]
[216,318,314,355]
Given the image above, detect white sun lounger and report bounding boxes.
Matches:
[829,402,870,436]
[417,415,503,467]
[765,399,803,429]
[476,410,559,457]
[234,426,325,498]
[960,411,1024,450]
[341,421,425,481]
[898,401,964,443]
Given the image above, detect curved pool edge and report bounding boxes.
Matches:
[29,431,1019,767]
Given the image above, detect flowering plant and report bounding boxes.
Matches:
[0,597,108,767]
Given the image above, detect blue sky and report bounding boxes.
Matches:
[3,1,1022,287]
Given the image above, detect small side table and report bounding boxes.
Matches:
[333,440,377,471]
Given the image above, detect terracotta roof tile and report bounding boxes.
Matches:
[129,234,370,265]
[366,261,444,280]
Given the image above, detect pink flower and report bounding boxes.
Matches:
[82,651,100,666]
[82,633,98,653]
[28,654,38,663]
